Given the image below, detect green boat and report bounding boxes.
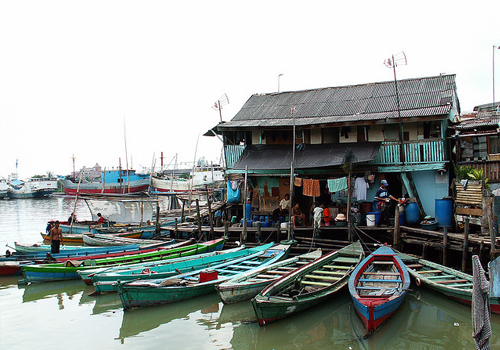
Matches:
[117,243,291,310]
[215,249,322,304]
[252,241,364,326]
[85,244,274,294]
[21,238,225,283]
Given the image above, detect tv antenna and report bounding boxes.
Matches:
[213,93,230,122]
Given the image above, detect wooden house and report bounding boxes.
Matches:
[211,74,460,223]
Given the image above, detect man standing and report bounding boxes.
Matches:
[50,220,63,254]
[374,179,397,227]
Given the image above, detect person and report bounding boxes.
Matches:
[49,220,63,254]
[96,213,107,225]
[312,201,323,229]
[67,212,76,225]
[271,194,290,221]
[321,204,331,226]
[374,179,397,227]
[45,220,55,234]
[292,203,305,228]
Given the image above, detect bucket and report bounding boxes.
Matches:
[405,202,420,226]
[435,198,453,228]
[367,212,380,226]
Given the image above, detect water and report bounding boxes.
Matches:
[1,197,500,349]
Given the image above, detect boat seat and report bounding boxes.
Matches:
[358,278,401,283]
[313,270,345,276]
[216,268,243,274]
[296,261,309,265]
[406,264,423,268]
[362,272,400,276]
[256,274,278,279]
[427,274,455,280]
[241,260,261,265]
[417,270,442,274]
[356,286,383,290]
[301,280,330,287]
[304,274,340,281]
[333,257,360,263]
[323,265,351,270]
[230,265,254,270]
[278,267,296,270]
[435,279,469,284]
[266,270,288,275]
[371,261,394,265]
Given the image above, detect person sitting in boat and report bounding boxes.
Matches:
[67,212,77,225]
[49,221,64,254]
[96,213,107,225]
[46,220,55,234]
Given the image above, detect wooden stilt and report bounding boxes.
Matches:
[393,205,400,250]
[442,226,448,266]
[462,218,469,272]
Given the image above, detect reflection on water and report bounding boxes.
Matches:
[2,198,500,349]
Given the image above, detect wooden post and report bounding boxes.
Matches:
[462,218,469,272]
[174,218,178,240]
[422,243,428,260]
[154,202,161,239]
[442,226,448,266]
[393,205,400,250]
[347,173,352,242]
[207,198,214,240]
[196,199,202,240]
[224,221,229,239]
[242,166,248,244]
[181,200,185,223]
[257,221,262,243]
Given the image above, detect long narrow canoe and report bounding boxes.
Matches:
[216,249,322,304]
[82,233,163,246]
[397,252,500,315]
[40,231,143,244]
[21,238,225,283]
[85,244,274,294]
[348,245,410,334]
[252,242,364,326]
[117,243,291,310]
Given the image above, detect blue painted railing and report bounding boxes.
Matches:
[225,145,246,169]
[370,139,446,165]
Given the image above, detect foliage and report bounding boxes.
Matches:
[454,165,490,188]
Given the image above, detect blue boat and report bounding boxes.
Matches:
[348,245,410,334]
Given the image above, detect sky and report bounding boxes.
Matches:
[0,1,499,179]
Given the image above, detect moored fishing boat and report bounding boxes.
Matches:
[7,176,58,198]
[348,245,410,334]
[397,252,500,314]
[84,244,273,294]
[82,233,163,246]
[150,165,224,193]
[21,238,225,283]
[216,249,322,304]
[116,243,290,310]
[40,231,143,244]
[251,242,364,325]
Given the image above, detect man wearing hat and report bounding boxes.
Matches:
[374,179,397,227]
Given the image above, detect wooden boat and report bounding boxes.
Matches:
[21,238,225,283]
[40,231,143,244]
[117,243,291,310]
[82,233,163,246]
[397,252,500,315]
[348,245,410,334]
[85,244,273,294]
[0,260,34,275]
[252,242,364,326]
[216,249,322,304]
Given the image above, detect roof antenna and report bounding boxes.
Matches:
[213,94,230,122]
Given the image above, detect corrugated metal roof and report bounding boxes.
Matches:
[219,74,457,130]
[455,115,500,130]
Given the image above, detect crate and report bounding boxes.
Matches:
[199,270,218,283]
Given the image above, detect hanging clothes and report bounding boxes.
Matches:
[327,177,348,193]
[227,181,241,203]
[294,177,303,187]
[354,177,369,201]
[303,179,320,197]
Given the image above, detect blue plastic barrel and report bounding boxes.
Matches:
[245,203,252,220]
[405,202,420,226]
[435,198,453,228]
[399,212,405,225]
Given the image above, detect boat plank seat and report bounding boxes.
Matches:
[435,279,470,284]
[427,274,455,280]
[301,280,330,287]
[406,264,423,268]
[333,257,360,264]
[216,269,244,274]
[358,278,401,283]
[241,260,261,265]
[451,284,474,289]
[256,274,279,279]
[278,267,296,270]
[371,261,394,265]
[323,265,351,270]
[230,265,254,270]
[266,270,288,275]
[356,286,383,290]
[362,272,400,276]
[304,274,340,281]
[418,270,443,274]
[313,270,345,276]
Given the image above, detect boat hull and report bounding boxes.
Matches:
[60,178,149,195]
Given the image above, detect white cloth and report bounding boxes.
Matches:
[313,207,323,229]
[354,177,369,201]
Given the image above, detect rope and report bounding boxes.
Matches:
[472,255,491,350]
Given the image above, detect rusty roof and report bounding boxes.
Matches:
[219,74,457,130]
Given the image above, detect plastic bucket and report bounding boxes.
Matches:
[435,198,453,228]
[367,212,380,226]
[405,202,420,226]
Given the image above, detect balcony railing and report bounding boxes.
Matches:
[370,139,447,165]
[225,145,246,169]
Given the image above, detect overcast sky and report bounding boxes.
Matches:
[1,1,499,179]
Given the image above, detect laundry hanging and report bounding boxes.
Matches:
[294,177,303,187]
[354,177,369,201]
[303,179,320,197]
[327,177,348,193]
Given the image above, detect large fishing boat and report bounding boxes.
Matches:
[150,165,224,193]
[60,169,150,195]
[0,178,8,199]
[7,176,58,198]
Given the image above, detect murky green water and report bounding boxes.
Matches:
[1,197,499,349]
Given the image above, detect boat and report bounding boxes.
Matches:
[0,178,8,199]
[40,230,144,244]
[116,243,290,310]
[82,233,164,246]
[12,241,155,257]
[397,252,500,315]
[0,260,35,275]
[150,165,224,193]
[216,249,322,304]
[21,238,225,283]
[84,244,273,294]
[251,242,364,326]
[7,176,58,198]
[60,168,150,195]
[348,245,410,334]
